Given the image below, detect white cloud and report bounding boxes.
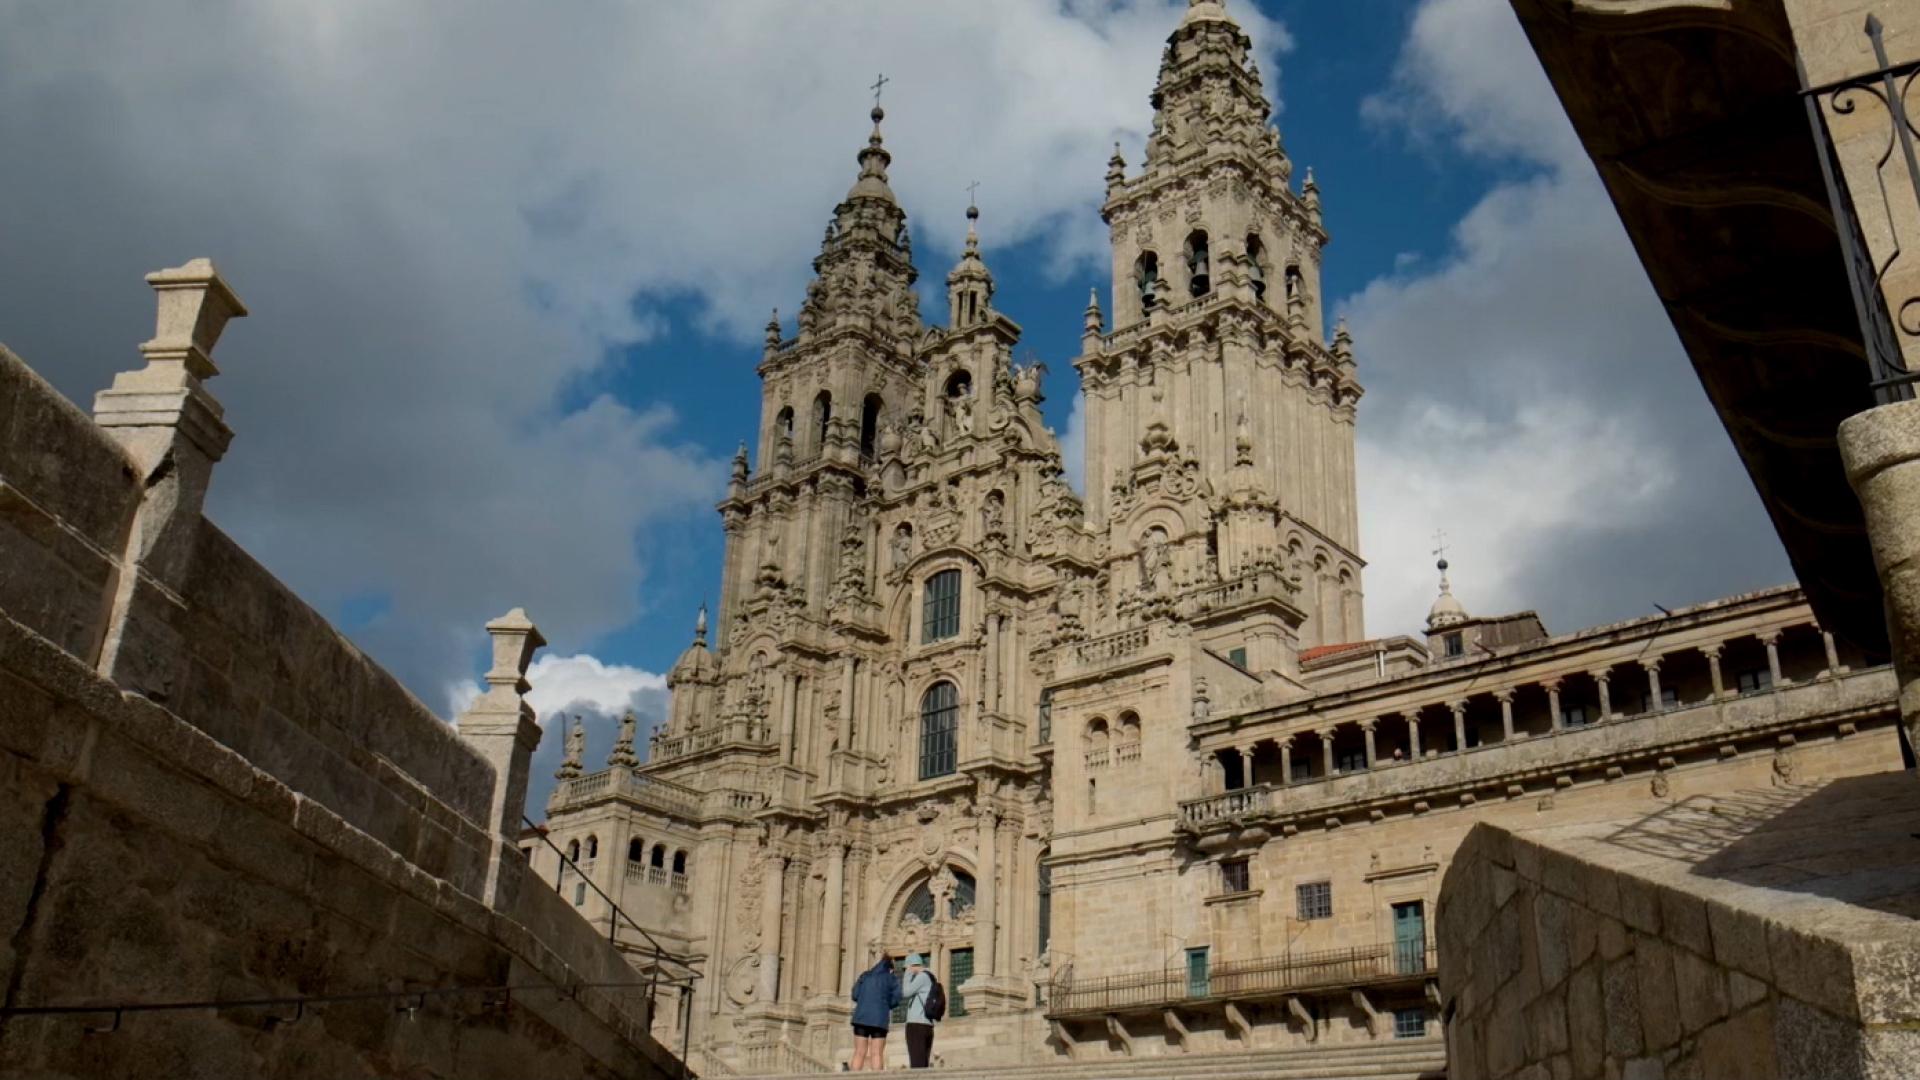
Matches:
[1345,0,1790,641]
[446,652,665,723]
[0,0,1289,697]
[1059,389,1090,495]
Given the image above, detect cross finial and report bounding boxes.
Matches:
[871,73,890,108]
[966,180,981,207]
[1431,528,1449,561]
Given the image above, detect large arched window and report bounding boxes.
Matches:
[1135,251,1159,311]
[651,843,667,868]
[922,569,962,643]
[628,838,644,862]
[1246,233,1268,302]
[900,869,976,925]
[920,681,960,779]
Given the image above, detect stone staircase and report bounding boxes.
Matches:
[733,1037,1447,1079]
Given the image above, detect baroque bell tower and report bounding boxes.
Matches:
[1076,0,1365,649]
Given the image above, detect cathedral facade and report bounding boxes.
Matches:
[526,1,1905,1072]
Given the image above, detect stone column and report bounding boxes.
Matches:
[456,608,547,909]
[1495,689,1516,741]
[1360,719,1377,769]
[1448,700,1468,753]
[1278,737,1293,786]
[1591,670,1612,722]
[975,807,1000,977]
[1839,400,1920,780]
[1701,645,1726,700]
[760,851,787,1003]
[1236,747,1253,788]
[1319,728,1336,776]
[1544,679,1563,731]
[840,657,858,741]
[782,671,801,764]
[92,259,247,686]
[1403,710,1422,758]
[1643,657,1664,712]
[1760,631,1785,687]
[821,834,848,994]
[1821,629,1844,677]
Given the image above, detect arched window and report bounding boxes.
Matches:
[813,391,833,451]
[651,844,666,869]
[861,393,884,458]
[1185,230,1210,297]
[1119,711,1141,739]
[585,835,599,860]
[1247,234,1268,301]
[567,839,580,862]
[1135,251,1159,310]
[672,850,688,875]
[922,568,962,643]
[628,838,643,862]
[1085,718,1109,752]
[1037,853,1053,956]
[900,869,977,925]
[920,681,960,779]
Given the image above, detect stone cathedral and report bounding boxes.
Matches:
[528,1,1903,1074]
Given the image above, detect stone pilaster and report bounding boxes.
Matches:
[1839,398,1920,782]
[457,608,547,908]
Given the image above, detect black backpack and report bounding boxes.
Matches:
[924,973,947,1022]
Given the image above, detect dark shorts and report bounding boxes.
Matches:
[852,1023,887,1039]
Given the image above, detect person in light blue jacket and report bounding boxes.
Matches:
[848,955,899,1071]
[902,953,935,1068]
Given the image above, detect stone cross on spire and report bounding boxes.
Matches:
[871,72,889,108]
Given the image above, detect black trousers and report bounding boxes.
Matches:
[905,1022,934,1068]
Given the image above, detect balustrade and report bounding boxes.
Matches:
[1073,626,1152,667]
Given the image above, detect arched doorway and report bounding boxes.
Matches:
[876,865,979,1019]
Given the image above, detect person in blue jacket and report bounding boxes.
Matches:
[848,954,900,1071]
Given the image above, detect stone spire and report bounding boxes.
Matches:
[794,102,922,347]
[947,202,995,327]
[555,715,585,779]
[1140,0,1279,170]
[607,708,640,768]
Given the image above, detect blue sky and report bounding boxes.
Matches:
[0,0,1790,807]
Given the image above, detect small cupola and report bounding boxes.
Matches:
[946,202,995,327]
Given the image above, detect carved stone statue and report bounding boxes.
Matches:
[1139,532,1173,594]
[891,525,914,569]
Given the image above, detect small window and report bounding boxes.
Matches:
[672,850,688,875]
[573,883,586,906]
[1393,1007,1426,1039]
[1296,881,1332,921]
[628,838,643,862]
[1336,747,1367,774]
[1227,647,1248,669]
[923,569,962,643]
[1561,706,1588,728]
[567,839,580,862]
[1220,858,1250,894]
[1444,632,1463,658]
[651,844,666,868]
[585,835,599,860]
[1736,668,1772,693]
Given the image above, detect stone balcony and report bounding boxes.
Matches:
[648,716,775,766]
[548,765,705,819]
[1178,666,1896,834]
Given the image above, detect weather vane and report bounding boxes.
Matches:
[871,73,890,108]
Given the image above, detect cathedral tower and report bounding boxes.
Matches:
[1076,0,1364,648]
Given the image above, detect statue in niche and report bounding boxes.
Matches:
[982,491,1005,538]
[1139,530,1173,595]
[891,524,915,569]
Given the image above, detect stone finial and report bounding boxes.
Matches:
[764,309,781,354]
[1332,318,1354,362]
[694,604,709,646]
[1083,288,1104,337]
[1106,142,1126,190]
[608,708,640,768]
[555,715,585,779]
[95,258,250,470]
[140,258,249,380]
[481,607,545,703]
[454,607,548,907]
[731,440,750,483]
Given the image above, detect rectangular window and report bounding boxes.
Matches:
[1393,1007,1426,1039]
[1290,759,1312,783]
[1444,632,1463,658]
[572,882,586,907]
[1736,668,1772,693]
[1561,705,1588,728]
[948,948,973,1018]
[1037,688,1053,745]
[1296,881,1332,921]
[1220,858,1250,894]
[1185,947,1210,997]
[1336,747,1367,774]
[1227,647,1248,669]
[1037,862,1052,956]
[922,569,962,643]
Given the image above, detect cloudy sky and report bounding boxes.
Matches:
[0,0,1789,811]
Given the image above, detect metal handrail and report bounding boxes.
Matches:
[1047,942,1436,1015]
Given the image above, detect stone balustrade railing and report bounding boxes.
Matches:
[1178,667,1894,830]
[550,766,704,818]
[1071,626,1154,668]
[650,717,774,764]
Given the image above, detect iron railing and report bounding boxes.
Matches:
[1047,942,1436,1016]
[1800,14,1920,405]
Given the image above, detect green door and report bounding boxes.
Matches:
[948,947,973,1018]
[1186,947,1210,997]
[1393,901,1426,974]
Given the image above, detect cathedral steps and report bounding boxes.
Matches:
[736,1037,1446,1079]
